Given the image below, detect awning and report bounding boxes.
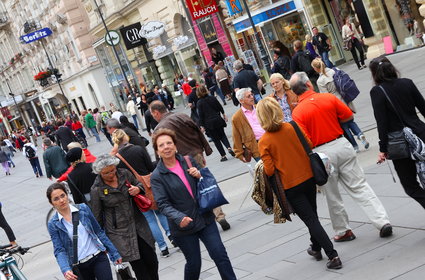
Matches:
[42,90,58,99]
[232,1,297,33]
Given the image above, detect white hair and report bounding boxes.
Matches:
[290,72,310,95]
[233,60,243,71]
[92,154,120,174]
[235,88,252,101]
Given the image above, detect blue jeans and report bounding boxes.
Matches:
[320,51,334,68]
[132,114,139,130]
[341,120,362,148]
[254,93,263,104]
[77,253,113,280]
[143,210,171,250]
[29,157,43,175]
[89,127,101,142]
[209,85,226,104]
[173,222,236,280]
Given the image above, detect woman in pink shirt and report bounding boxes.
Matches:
[151,128,236,280]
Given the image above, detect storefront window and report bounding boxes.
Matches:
[175,45,202,81]
[272,12,308,54]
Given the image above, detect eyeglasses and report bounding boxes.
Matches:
[52,193,67,202]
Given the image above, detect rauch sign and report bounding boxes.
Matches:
[186,0,218,20]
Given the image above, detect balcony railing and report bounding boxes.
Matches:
[0,12,9,28]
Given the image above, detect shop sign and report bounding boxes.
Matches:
[186,0,218,20]
[119,22,148,50]
[173,35,189,48]
[20,27,53,44]
[105,30,121,46]
[226,0,242,16]
[199,19,217,44]
[87,55,98,63]
[233,1,296,33]
[0,107,10,118]
[0,95,23,107]
[141,21,165,39]
[152,45,167,58]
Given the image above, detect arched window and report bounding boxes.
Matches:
[88,83,100,108]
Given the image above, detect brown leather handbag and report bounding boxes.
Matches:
[116,153,157,210]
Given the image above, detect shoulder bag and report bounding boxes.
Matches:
[116,153,157,210]
[71,210,83,279]
[378,85,410,160]
[290,121,328,186]
[184,156,229,213]
[124,180,152,212]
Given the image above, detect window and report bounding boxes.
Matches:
[78,96,86,110]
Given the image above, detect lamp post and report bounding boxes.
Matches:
[93,0,134,104]
[5,80,29,128]
[241,0,271,74]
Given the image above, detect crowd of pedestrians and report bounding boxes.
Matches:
[1,23,425,279]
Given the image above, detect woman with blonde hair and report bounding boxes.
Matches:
[269,73,298,122]
[196,85,235,162]
[257,98,342,269]
[311,58,369,152]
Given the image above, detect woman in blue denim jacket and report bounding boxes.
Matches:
[47,183,122,280]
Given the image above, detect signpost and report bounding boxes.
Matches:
[19,27,53,44]
[104,30,121,46]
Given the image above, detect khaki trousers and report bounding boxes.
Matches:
[192,153,226,222]
[315,138,390,236]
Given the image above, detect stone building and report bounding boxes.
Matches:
[0,0,115,135]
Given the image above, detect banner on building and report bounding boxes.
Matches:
[0,107,10,118]
[198,19,217,44]
[119,22,148,50]
[186,0,218,20]
[226,0,242,16]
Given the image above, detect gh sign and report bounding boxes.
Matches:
[20,27,53,44]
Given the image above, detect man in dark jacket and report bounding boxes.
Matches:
[203,68,226,105]
[291,40,319,89]
[150,100,231,231]
[106,118,147,148]
[53,120,78,152]
[271,50,291,80]
[42,138,69,180]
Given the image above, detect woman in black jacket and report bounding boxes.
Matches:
[370,56,425,209]
[150,128,236,280]
[196,85,235,162]
[65,147,97,204]
[119,115,139,134]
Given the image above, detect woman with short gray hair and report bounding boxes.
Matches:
[90,154,159,280]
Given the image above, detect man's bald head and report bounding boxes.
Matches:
[289,72,311,95]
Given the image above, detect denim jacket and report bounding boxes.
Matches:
[47,203,121,274]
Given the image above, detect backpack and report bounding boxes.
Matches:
[25,145,36,158]
[101,111,110,126]
[297,51,314,75]
[333,67,360,103]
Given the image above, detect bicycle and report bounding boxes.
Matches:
[0,245,30,280]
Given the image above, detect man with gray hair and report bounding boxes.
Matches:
[106,118,147,148]
[232,60,263,103]
[42,137,69,180]
[232,88,265,163]
[290,72,393,242]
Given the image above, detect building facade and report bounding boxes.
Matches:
[0,0,115,136]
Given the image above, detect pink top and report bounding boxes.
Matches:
[242,106,265,140]
[168,160,194,198]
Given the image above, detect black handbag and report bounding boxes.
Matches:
[116,265,136,280]
[379,86,410,160]
[290,121,329,186]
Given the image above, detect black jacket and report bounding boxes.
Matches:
[68,162,97,204]
[117,143,154,176]
[197,96,225,131]
[144,110,158,133]
[43,146,69,178]
[370,78,425,152]
[151,154,215,237]
[272,55,291,80]
[54,126,77,151]
[122,127,145,148]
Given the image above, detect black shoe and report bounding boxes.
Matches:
[327,257,342,269]
[218,219,231,231]
[168,236,178,248]
[220,156,228,162]
[223,101,227,105]
[161,248,170,258]
[307,245,322,261]
[36,173,39,178]
[380,223,393,238]
[228,149,235,157]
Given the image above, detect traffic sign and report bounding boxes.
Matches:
[20,27,53,44]
[105,30,121,46]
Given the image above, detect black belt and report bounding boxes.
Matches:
[314,135,344,148]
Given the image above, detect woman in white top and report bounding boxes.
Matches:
[312,58,369,152]
[342,17,366,70]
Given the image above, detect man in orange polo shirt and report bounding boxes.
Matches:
[290,72,393,241]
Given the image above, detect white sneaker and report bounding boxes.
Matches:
[359,135,370,149]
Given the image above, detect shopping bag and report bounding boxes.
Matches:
[116,264,136,280]
[197,168,229,213]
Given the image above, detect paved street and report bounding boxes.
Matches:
[1,47,425,279]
